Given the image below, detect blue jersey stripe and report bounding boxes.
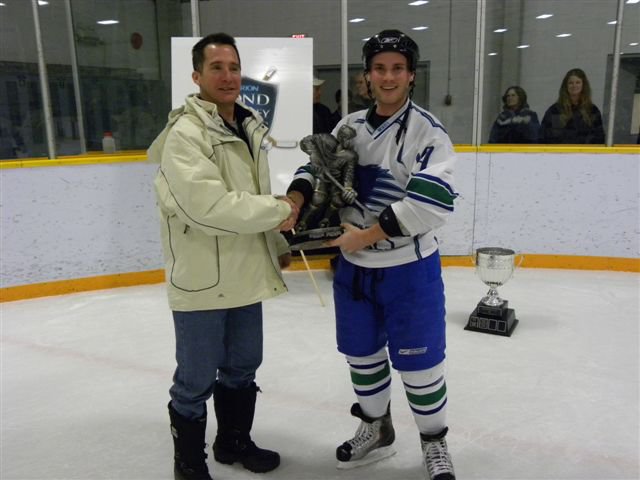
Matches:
[411,105,448,134]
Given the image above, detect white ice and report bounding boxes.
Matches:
[1,267,639,480]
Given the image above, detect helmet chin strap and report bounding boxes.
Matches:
[395,79,415,145]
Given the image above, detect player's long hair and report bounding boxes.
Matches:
[556,68,594,127]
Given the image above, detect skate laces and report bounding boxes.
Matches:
[348,421,378,450]
[423,438,453,476]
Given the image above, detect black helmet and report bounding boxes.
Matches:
[362,29,419,72]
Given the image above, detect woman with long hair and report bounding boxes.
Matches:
[488,85,540,143]
[540,68,605,144]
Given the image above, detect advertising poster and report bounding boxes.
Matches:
[171,37,313,194]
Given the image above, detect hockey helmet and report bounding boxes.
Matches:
[362,29,419,72]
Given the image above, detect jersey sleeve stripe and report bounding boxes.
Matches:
[413,173,457,196]
[407,192,455,212]
[410,105,449,134]
[407,177,457,208]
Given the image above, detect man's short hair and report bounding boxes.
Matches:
[192,33,240,72]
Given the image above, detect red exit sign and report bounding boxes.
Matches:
[291,34,307,38]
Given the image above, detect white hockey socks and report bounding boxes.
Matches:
[400,361,448,435]
[346,348,392,418]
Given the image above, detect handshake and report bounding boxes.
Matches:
[274,195,301,232]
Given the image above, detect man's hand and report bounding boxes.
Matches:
[276,196,300,232]
[278,252,292,269]
[325,223,388,253]
[286,191,305,210]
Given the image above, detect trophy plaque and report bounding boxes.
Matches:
[465,247,520,337]
[288,226,344,251]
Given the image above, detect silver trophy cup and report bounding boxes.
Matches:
[465,247,522,336]
[475,247,517,307]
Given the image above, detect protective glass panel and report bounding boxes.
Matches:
[0,0,46,159]
[345,0,477,144]
[70,0,189,152]
[606,0,640,144]
[483,0,618,145]
[199,0,340,130]
[34,0,82,156]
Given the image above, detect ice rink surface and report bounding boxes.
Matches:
[1,266,638,480]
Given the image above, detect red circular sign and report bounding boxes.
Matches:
[131,32,143,50]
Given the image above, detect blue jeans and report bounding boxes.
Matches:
[169,303,263,419]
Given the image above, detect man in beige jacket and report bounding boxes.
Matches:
[148,32,298,480]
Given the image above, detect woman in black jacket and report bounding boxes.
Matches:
[488,86,540,143]
[540,68,605,144]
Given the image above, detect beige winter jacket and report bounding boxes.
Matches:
[148,95,291,311]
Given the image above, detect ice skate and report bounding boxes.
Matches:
[336,403,396,469]
[420,427,455,480]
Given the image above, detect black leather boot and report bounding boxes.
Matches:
[212,382,280,473]
[168,402,213,480]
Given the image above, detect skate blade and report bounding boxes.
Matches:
[336,446,396,470]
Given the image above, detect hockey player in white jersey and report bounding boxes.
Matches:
[287,29,457,480]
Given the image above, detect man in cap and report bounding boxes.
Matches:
[313,76,337,134]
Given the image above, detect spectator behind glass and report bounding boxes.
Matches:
[313,76,338,134]
[488,86,540,143]
[350,72,374,112]
[330,88,351,128]
[540,68,605,144]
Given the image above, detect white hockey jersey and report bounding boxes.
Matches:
[293,98,458,268]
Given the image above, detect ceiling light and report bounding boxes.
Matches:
[412,26,429,31]
[349,18,365,23]
[626,0,640,4]
[608,20,617,24]
[97,20,119,25]
[494,28,508,33]
[488,52,498,56]
[556,33,572,38]
[536,14,553,19]
[0,2,6,5]
[517,44,530,49]
[409,1,429,5]
[38,0,49,4]
[630,42,639,46]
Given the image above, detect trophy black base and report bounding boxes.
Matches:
[288,226,344,251]
[465,300,518,337]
